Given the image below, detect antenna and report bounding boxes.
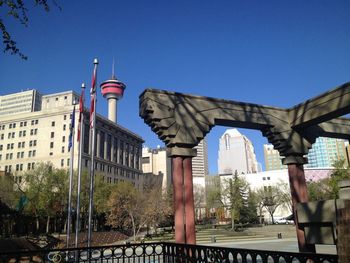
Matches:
[112,58,115,79]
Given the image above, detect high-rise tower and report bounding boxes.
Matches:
[100,68,126,123]
[218,129,258,175]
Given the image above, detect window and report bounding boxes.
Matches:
[50,142,54,148]
[62,136,65,142]
[17,152,21,158]
[51,132,54,138]
[63,124,66,131]
[67,158,70,166]
[33,150,36,157]
[21,152,24,158]
[52,121,55,127]
[20,164,23,171]
[31,120,35,125]
[31,163,35,169]
[33,140,36,146]
[27,163,31,170]
[35,120,38,125]
[61,146,65,153]
[23,130,26,137]
[61,159,64,167]
[0,134,3,140]
[64,115,67,120]
[55,97,58,101]
[28,151,32,157]
[20,122,23,127]
[9,124,12,129]
[29,141,33,147]
[12,132,15,138]
[50,152,53,156]
[263,177,266,180]
[24,121,27,126]
[0,154,2,161]
[0,145,2,151]
[19,131,22,137]
[34,129,37,135]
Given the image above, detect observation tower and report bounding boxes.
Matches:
[100,67,126,123]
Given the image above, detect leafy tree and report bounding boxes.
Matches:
[307,159,350,201]
[0,0,60,59]
[239,189,258,224]
[22,162,68,232]
[0,173,21,209]
[107,181,172,241]
[221,171,248,230]
[255,184,286,224]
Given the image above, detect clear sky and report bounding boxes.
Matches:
[1,0,350,174]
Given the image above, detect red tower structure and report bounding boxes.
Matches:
[100,71,126,123]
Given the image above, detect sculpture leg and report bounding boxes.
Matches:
[288,164,316,253]
[172,157,185,243]
[184,157,196,244]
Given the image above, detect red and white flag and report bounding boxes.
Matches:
[77,85,85,142]
[89,63,98,129]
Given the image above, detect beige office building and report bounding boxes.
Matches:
[0,90,144,189]
[263,144,286,171]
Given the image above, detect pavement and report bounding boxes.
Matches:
[207,238,337,255]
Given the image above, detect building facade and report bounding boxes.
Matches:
[0,90,144,190]
[141,146,172,190]
[218,129,258,175]
[263,144,287,171]
[264,137,349,170]
[305,137,348,168]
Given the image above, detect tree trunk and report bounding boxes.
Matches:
[231,209,235,230]
[46,216,50,233]
[129,212,136,242]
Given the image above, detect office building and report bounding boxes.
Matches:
[306,137,348,168]
[264,137,349,170]
[263,144,287,171]
[218,129,258,175]
[142,146,172,190]
[0,89,144,190]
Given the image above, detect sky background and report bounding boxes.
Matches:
[1,0,350,174]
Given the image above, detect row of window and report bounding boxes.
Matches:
[0,140,37,151]
[0,120,39,131]
[0,129,38,140]
[0,149,37,160]
[4,162,35,173]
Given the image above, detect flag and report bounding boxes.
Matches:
[89,63,97,129]
[68,106,75,151]
[16,195,28,212]
[77,87,84,142]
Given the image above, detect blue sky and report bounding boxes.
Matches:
[1,0,350,173]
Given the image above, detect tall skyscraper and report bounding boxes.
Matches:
[263,144,286,171]
[217,129,258,175]
[192,139,209,178]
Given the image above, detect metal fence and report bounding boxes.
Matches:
[0,242,338,263]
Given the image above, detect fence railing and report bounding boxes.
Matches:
[0,241,338,263]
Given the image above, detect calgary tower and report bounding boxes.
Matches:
[100,64,126,123]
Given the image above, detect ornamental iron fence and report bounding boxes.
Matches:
[0,241,337,263]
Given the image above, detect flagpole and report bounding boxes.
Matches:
[88,58,98,247]
[75,83,85,248]
[66,104,76,248]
